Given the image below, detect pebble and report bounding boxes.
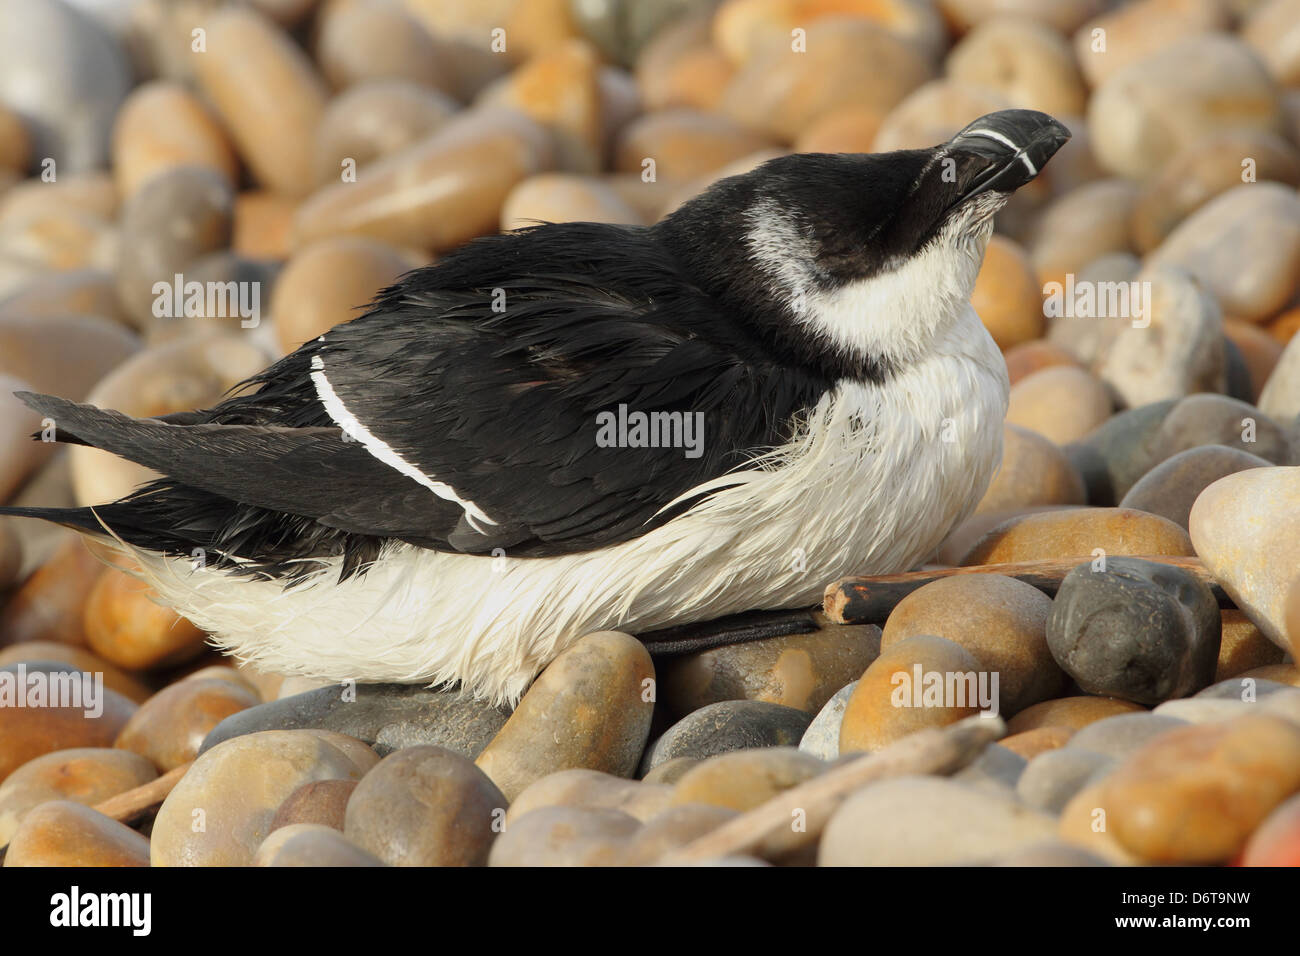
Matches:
[82,567,208,671]
[0,313,138,403]
[939,0,1104,34]
[873,80,1013,153]
[1149,393,1289,470]
[882,574,1063,716]
[477,39,602,173]
[713,0,947,65]
[1028,178,1138,288]
[1152,698,1249,724]
[1222,319,1284,405]
[1017,746,1115,814]
[0,205,117,272]
[641,756,699,785]
[1045,251,1139,367]
[1243,0,1300,88]
[0,537,104,649]
[1132,130,1300,253]
[1007,695,1146,734]
[344,745,505,867]
[151,729,375,866]
[1067,712,1190,759]
[253,822,384,867]
[962,507,1194,565]
[946,17,1085,117]
[0,664,136,783]
[1006,366,1112,447]
[314,1,451,93]
[1056,781,1141,865]
[294,108,553,253]
[1240,791,1300,866]
[476,631,655,800]
[839,635,986,754]
[110,80,239,198]
[200,682,510,760]
[0,0,131,173]
[501,173,642,231]
[819,776,1057,866]
[67,336,270,506]
[1092,266,1227,407]
[192,7,328,196]
[571,0,696,67]
[975,425,1086,516]
[798,680,856,761]
[1198,676,1292,702]
[0,645,150,707]
[668,747,824,812]
[114,677,260,772]
[1190,466,1300,652]
[268,779,357,832]
[1000,725,1074,760]
[969,235,1044,351]
[1048,557,1221,704]
[489,805,642,866]
[0,171,118,229]
[313,80,458,188]
[621,803,738,865]
[1100,715,1300,863]
[0,747,156,844]
[1072,0,1228,88]
[793,106,884,154]
[114,165,236,328]
[720,19,933,142]
[615,109,773,181]
[1088,35,1285,181]
[232,190,297,261]
[641,700,812,772]
[658,622,880,718]
[635,14,733,114]
[506,769,672,826]
[0,102,30,176]
[1004,343,1083,387]
[952,743,1028,795]
[0,269,128,326]
[270,237,418,352]
[1120,445,1272,531]
[1149,183,1300,324]
[3,800,149,867]
[1260,331,1300,425]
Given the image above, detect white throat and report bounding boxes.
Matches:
[745,194,1004,371]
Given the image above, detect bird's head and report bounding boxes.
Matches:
[657,109,1070,380]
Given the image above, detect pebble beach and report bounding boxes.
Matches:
[0,0,1298,888]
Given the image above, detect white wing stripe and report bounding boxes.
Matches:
[309,354,497,529]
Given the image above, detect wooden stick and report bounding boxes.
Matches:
[92,761,192,824]
[663,714,1006,865]
[823,555,1227,625]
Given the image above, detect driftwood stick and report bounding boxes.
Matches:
[663,714,1006,865]
[823,555,1227,625]
[92,761,192,824]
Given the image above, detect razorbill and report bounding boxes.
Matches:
[1,109,1070,705]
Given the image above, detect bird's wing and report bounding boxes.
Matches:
[19,225,819,559]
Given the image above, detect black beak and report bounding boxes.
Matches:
[946,109,1071,203]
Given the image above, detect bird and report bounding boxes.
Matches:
[1,109,1070,706]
